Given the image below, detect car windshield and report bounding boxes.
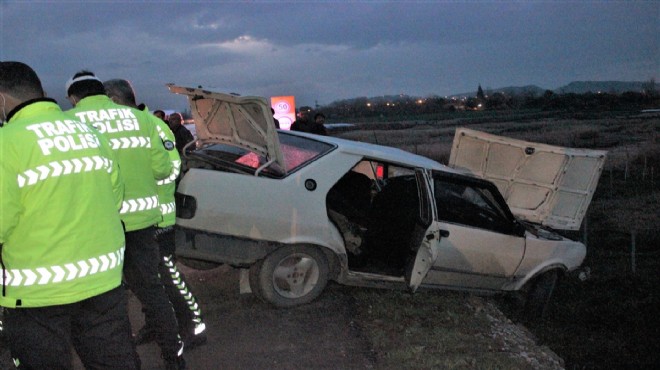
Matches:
[187,132,334,177]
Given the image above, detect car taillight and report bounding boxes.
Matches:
[175,193,197,219]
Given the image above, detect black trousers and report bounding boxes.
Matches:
[123,226,181,359]
[155,227,204,335]
[3,286,139,370]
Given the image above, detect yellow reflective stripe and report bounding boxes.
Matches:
[157,160,181,185]
[16,156,113,188]
[156,124,167,140]
[2,246,124,287]
[160,201,176,216]
[108,136,151,150]
[119,196,159,214]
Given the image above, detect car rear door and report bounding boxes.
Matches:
[404,169,444,292]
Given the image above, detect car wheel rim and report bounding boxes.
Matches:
[271,253,320,299]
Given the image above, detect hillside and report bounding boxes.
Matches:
[555,81,647,94]
[334,80,652,105]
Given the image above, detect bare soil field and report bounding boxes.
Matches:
[2,111,657,369]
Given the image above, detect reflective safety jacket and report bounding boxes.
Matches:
[0,99,126,308]
[67,96,172,231]
[145,108,181,228]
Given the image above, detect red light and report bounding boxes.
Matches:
[376,165,384,179]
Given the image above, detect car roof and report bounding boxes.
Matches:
[282,129,455,172]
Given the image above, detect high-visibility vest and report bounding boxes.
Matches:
[145,108,181,228]
[67,95,173,231]
[0,99,125,308]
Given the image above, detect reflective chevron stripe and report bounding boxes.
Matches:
[160,201,176,216]
[16,156,113,188]
[108,136,151,150]
[157,160,181,186]
[163,255,203,324]
[156,124,168,140]
[119,195,159,214]
[2,246,124,287]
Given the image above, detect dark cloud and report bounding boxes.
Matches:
[2,1,657,109]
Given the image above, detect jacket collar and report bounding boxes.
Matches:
[5,97,58,123]
[75,94,112,108]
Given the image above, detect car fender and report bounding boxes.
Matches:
[503,233,586,291]
[503,261,568,291]
[272,218,349,279]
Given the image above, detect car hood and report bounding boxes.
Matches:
[448,128,607,230]
[167,84,286,173]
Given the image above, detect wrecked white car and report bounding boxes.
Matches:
[168,85,606,317]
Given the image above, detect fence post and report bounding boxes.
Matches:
[642,156,647,181]
[631,230,636,275]
[624,151,629,181]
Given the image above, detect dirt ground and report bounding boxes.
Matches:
[1,264,375,370]
[130,264,375,370]
[1,263,562,370]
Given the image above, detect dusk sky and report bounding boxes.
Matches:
[1,1,658,111]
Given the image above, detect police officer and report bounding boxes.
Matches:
[103,79,207,349]
[66,71,185,369]
[0,62,139,368]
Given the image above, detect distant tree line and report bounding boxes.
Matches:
[315,80,659,121]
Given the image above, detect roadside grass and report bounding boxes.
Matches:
[334,113,658,167]
[530,160,660,367]
[518,244,660,368]
[349,288,562,369]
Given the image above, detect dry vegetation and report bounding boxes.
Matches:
[333,111,660,368]
[350,288,565,369]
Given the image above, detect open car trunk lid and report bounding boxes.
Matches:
[448,128,607,230]
[167,84,286,174]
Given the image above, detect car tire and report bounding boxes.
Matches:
[524,270,559,321]
[253,245,329,308]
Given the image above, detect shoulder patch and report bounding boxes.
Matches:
[163,140,175,151]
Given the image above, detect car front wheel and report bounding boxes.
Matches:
[524,270,559,321]
[252,245,329,308]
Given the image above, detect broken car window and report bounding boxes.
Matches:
[433,174,516,234]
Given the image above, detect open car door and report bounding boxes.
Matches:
[448,128,607,230]
[404,169,446,292]
[167,84,287,175]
